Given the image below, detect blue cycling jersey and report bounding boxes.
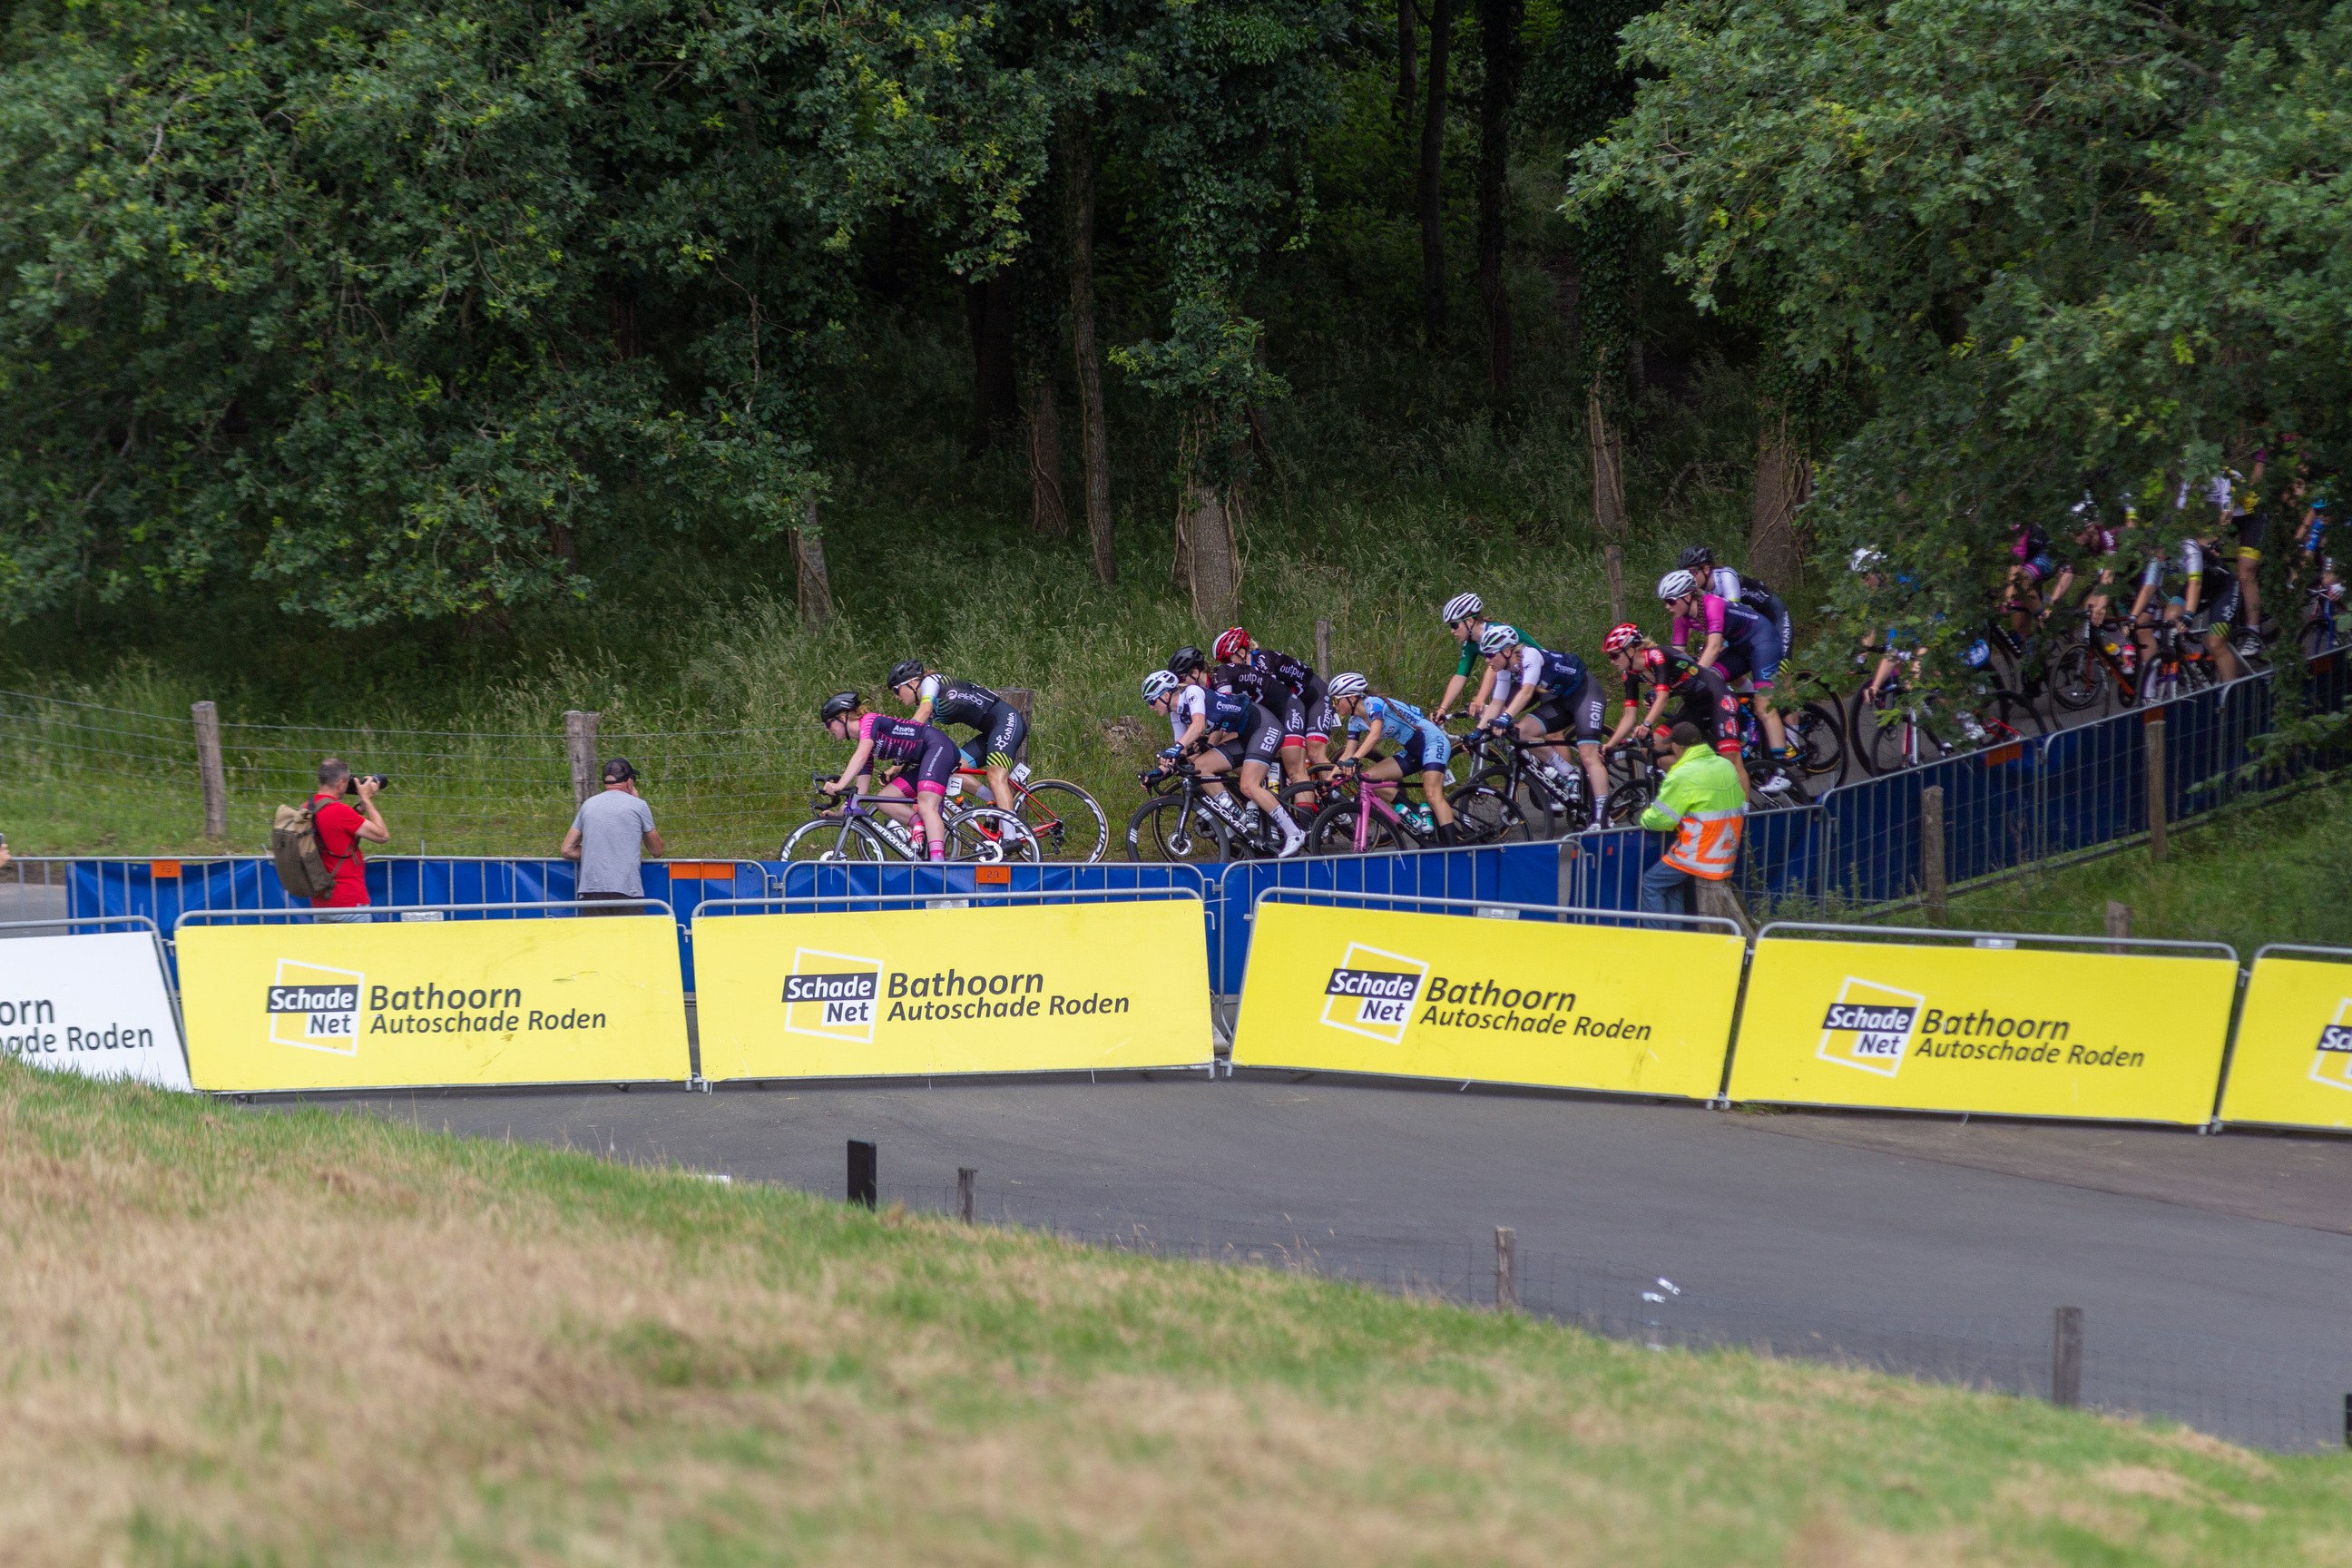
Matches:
[1349,693,1446,748]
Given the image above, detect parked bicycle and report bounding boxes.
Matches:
[779,775,1040,863]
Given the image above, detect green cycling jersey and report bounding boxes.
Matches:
[1453,622,1532,679]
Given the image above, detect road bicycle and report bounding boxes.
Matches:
[2135,614,2220,705]
[945,760,1110,864]
[1599,737,1665,826]
[1122,760,1299,863]
[1303,761,1447,855]
[1450,725,1576,840]
[779,776,1040,864]
[1782,671,1848,780]
[2050,607,2143,714]
[2298,583,2347,660]
[1847,633,2044,777]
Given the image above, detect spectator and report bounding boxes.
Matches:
[310,760,388,922]
[561,758,665,913]
[1638,722,1745,921]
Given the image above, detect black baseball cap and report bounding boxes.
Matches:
[602,758,636,783]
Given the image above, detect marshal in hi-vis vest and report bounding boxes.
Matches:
[1640,746,1746,880]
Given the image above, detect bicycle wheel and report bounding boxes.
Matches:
[2302,616,2345,662]
[2051,643,2106,711]
[1475,766,1558,839]
[779,817,887,862]
[1849,689,1917,776]
[1447,781,1544,844]
[1010,779,1110,864]
[1603,782,1653,827]
[1984,687,2046,739]
[1789,701,1845,777]
[947,805,1040,863]
[1308,796,1406,856]
[1123,794,1230,865]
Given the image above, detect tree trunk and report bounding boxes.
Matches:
[1475,0,1521,397]
[965,273,1020,456]
[1417,0,1453,345]
[1589,380,1626,538]
[1748,408,1813,587]
[1064,125,1117,584]
[1180,476,1241,626]
[1395,0,1417,128]
[1027,375,1068,535]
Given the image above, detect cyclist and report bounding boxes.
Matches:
[2127,534,2245,685]
[1433,593,1534,721]
[1163,645,1306,858]
[1473,623,1612,828]
[1602,624,1751,792]
[1656,570,1794,792]
[1327,673,1458,847]
[817,691,956,863]
[2194,466,2267,659]
[1677,545,1795,665]
[887,660,1025,816]
[1210,626,1330,783]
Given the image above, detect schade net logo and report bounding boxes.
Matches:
[2307,997,2352,1094]
[1815,977,1925,1078]
[268,959,362,1056]
[783,948,883,1044]
[1320,943,1429,1046]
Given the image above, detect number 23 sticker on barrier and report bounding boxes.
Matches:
[1228,901,1745,1100]
[2217,947,2352,1132]
[691,899,1213,1080]
[1728,930,2238,1125]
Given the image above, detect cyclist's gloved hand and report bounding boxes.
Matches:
[1158,745,1183,760]
[1486,713,1512,730]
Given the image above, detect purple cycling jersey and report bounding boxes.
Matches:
[860,710,949,760]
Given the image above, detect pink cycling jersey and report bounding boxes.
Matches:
[1671,593,1730,647]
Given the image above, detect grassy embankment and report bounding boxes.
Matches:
[6,1059,2350,1564]
[1936,770,2352,955]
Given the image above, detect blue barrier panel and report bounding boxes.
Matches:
[1559,825,1652,911]
[2037,704,2146,859]
[1213,842,1557,995]
[1561,808,1824,913]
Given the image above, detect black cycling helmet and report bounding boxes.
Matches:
[1676,544,1715,572]
[818,691,861,724]
[885,658,926,691]
[1168,644,1207,676]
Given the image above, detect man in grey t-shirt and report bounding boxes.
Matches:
[561,758,666,913]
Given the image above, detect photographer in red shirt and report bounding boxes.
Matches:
[309,759,389,920]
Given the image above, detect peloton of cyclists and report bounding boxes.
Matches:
[1210,626,1330,785]
[1150,646,1308,858]
[887,660,1027,813]
[816,691,961,862]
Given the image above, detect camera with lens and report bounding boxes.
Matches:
[343,773,390,794]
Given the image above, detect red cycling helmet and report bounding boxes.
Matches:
[1602,622,1644,653]
[1211,626,1252,663]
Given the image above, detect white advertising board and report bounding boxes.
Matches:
[0,928,191,1092]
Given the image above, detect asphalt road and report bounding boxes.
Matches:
[261,1072,2352,1446]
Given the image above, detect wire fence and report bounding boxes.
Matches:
[863,1182,2352,1455]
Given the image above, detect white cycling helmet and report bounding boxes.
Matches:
[1441,592,1484,623]
[1476,623,1521,656]
[1850,546,1885,572]
[1656,569,1699,603]
[1140,670,1181,703]
[1327,671,1369,701]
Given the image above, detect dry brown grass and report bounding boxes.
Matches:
[4,1063,2348,1567]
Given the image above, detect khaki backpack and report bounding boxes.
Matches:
[270,797,353,899]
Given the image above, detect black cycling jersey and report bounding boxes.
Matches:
[1213,661,1289,711]
[916,673,1004,731]
[1249,647,1321,698]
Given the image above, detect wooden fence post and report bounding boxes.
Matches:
[191,701,227,839]
[795,498,835,631]
[1494,1226,1518,1312]
[564,710,600,808]
[1921,785,1947,925]
[2051,1306,2083,1407]
[957,1167,976,1224]
[1603,544,1625,625]
[2105,900,2131,956]
[2146,715,2168,863]
[1314,618,1333,682]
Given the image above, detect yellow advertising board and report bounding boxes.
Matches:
[1728,936,2235,1123]
[180,916,689,1091]
[2217,954,2352,1130]
[1228,902,1744,1099]
[691,899,1212,1079]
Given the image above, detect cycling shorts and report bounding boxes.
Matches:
[1298,679,1335,740]
[1531,673,1609,745]
[2019,552,2061,583]
[1669,689,1742,756]
[1396,726,1453,775]
[2203,577,2246,632]
[954,701,1028,772]
[882,732,960,797]
[2236,510,2267,561]
[1715,623,1784,691]
[1212,704,1284,770]
[1274,691,1312,749]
